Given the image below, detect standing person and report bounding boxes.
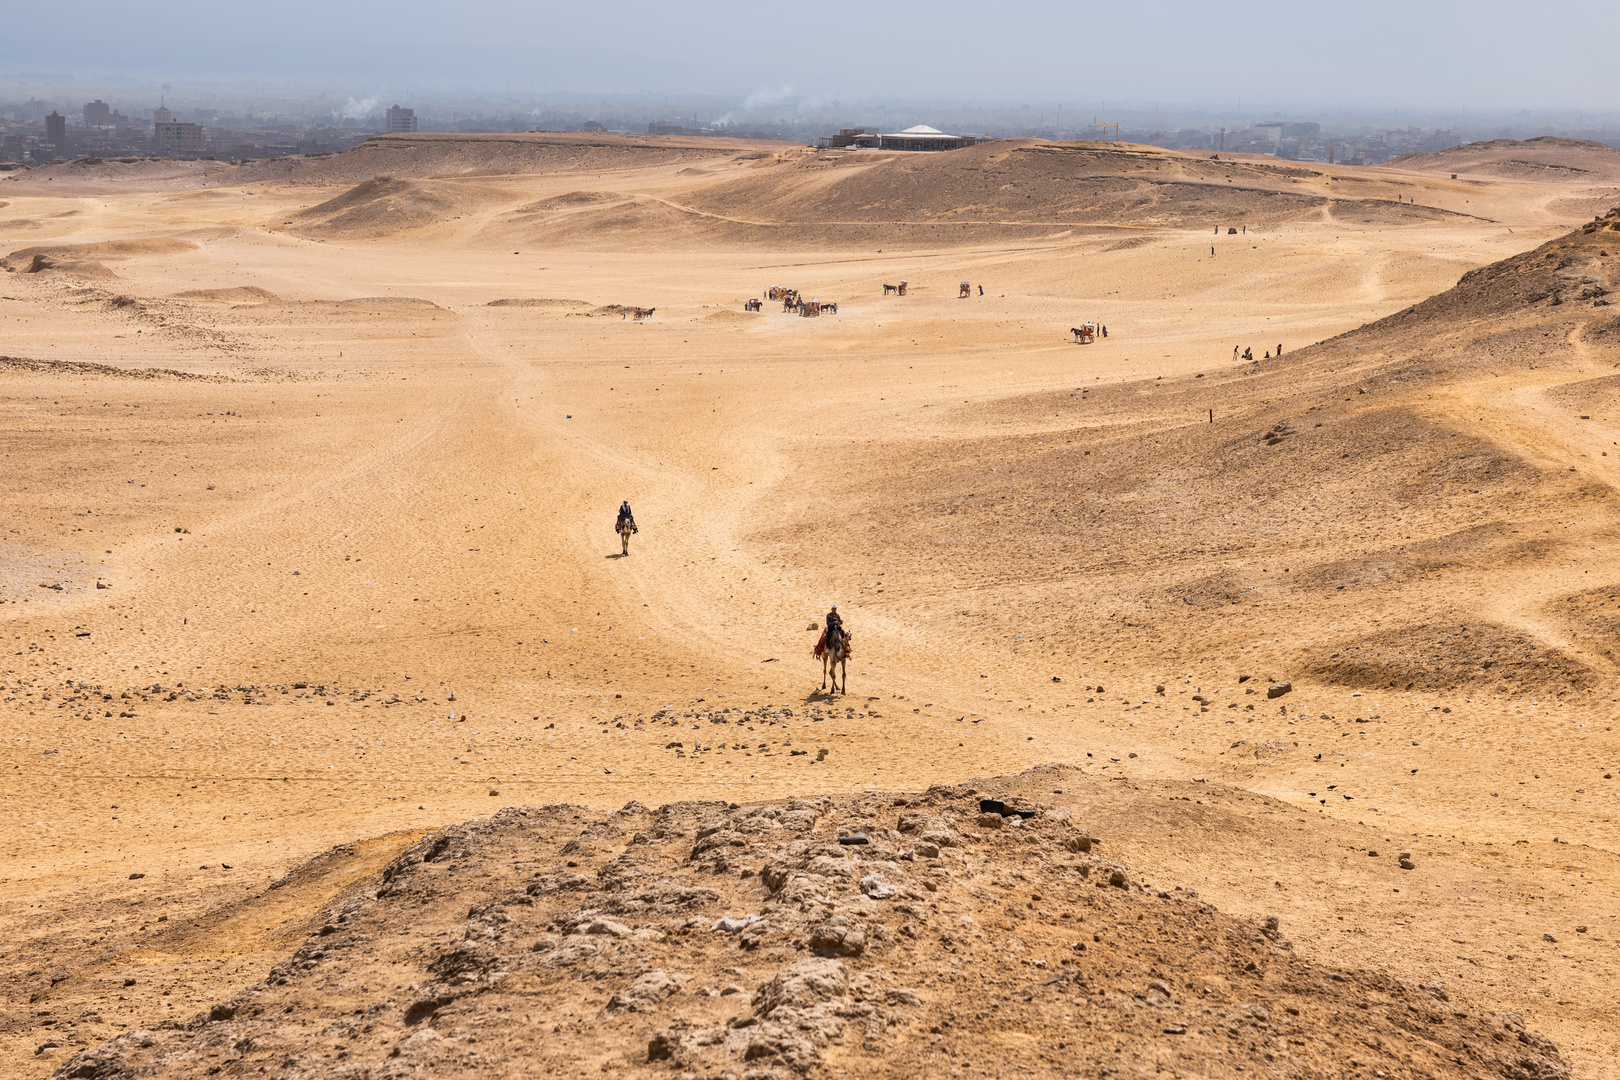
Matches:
[1233,345,1240,361]
[1276,343,1283,356]
[978,285,984,296]
[1101,325,1108,338]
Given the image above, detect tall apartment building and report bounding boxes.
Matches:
[154,120,205,154]
[384,105,417,134]
[84,99,112,127]
[44,112,66,148]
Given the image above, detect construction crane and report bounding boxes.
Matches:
[1090,120,1119,142]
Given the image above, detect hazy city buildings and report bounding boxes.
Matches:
[384,105,417,134]
[44,111,66,151]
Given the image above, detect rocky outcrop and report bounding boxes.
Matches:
[54,787,1568,1080]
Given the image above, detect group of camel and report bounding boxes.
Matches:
[746,288,838,316]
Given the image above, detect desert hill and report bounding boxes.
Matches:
[1389,136,1620,183]
[287,175,530,239]
[681,140,1459,231]
[274,136,1486,249]
[0,132,794,199]
[240,131,797,187]
[51,778,1567,1080]
[0,155,240,196]
[0,238,197,279]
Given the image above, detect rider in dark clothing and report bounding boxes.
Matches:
[616,501,637,533]
[823,606,844,651]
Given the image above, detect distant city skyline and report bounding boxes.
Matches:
[5,79,1614,169]
[2,0,1617,111]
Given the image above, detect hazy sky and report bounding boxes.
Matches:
[5,0,1618,111]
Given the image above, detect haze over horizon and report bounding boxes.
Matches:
[4,0,1618,111]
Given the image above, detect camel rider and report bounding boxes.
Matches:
[818,605,845,656]
[616,501,637,533]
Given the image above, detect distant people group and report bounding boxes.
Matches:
[1232,343,1283,362]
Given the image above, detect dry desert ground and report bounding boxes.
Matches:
[2,133,1620,1078]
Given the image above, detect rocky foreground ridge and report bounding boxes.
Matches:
[55,779,1567,1080]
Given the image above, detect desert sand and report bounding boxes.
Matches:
[1,133,1617,1077]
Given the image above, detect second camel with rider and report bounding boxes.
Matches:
[815,605,848,658]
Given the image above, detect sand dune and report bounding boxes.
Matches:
[485,297,591,308]
[172,286,281,304]
[242,131,793,187]
[2,238,197,279]
[681,141,1477,230]
[3,133,1620,1078]
[1390,136,1620,183]
[0,156,241,196]
[286,176,525,239]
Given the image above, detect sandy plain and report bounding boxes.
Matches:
[2,133,1619,1076]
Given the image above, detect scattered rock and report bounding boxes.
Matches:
[1267,681,1293,699]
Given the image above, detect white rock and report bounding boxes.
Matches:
[860,874,898,899]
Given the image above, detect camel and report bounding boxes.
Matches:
[820,628,850,696]
[617,518,635,555]
[882,283,898,295]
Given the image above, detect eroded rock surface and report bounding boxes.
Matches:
[54,786,1568,1079]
